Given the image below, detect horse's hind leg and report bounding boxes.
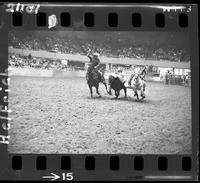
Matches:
[143,83,146,92]
[108,86,112,95]
[141,89,145,99]
[96,85,101,97]
[103,82,109,94]
[134,90,139,100]
[100,74,108,93]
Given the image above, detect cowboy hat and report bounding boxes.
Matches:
[93,52,100,57]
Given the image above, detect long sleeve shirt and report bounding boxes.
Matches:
[87,54,100,67]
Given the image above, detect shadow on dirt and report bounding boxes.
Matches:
[87,95,151,104]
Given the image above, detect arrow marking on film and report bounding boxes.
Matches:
[42,173,60,181]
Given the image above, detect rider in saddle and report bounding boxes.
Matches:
[86,51,101,78]
[127,66,147,86]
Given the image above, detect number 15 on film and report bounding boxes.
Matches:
[62,173,73,181]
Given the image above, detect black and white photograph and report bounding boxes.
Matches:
[8,31,191,154]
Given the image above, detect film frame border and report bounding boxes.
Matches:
[0,3,199,181]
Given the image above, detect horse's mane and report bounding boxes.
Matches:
[98,67,105,74]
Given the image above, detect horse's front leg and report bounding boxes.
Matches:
[133,90,137,97]
[123,87,127,98]
[89,86,93,98]
[141,89,145,99]
[133,89,139,100]
[115,90,119,98]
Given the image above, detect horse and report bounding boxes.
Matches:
[108,75,127,98]
[86,66,108,98]
[128,72,146,100]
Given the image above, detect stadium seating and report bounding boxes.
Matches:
[8,32,190,62]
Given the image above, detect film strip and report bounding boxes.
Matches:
[0,3,199,181]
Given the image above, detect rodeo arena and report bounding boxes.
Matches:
[8,31,191,154]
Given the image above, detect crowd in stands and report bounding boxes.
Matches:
[8,53,157,74]
[8,54,79,71]
[9,33,190,62]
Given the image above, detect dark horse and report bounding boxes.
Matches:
[108,75,127,98]
[86,68,108,98]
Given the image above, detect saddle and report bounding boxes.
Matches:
[128,73,146,86]
[86,67,102,81]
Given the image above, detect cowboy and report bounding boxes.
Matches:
[127,66,147,86]
[127,67,146,97]
[87,51,100,73]
[86,51,102,80]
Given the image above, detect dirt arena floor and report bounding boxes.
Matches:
[8,76,191,154]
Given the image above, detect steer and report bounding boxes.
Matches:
[108,75,127,98]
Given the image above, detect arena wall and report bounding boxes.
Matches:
[9,67,85,78]
[9,67,192,87]
[9,67,163,85]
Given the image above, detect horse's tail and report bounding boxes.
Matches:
[86,72,90,81]
[99,71,106,83]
